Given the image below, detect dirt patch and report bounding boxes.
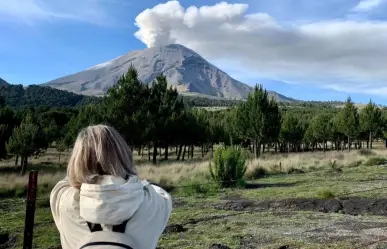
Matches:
[209,244,230,249]
[214,197,387,216]
[163,224,186,234]
[0,232,16,249]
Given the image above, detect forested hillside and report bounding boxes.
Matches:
[1,66,387,175]
[0,84,101,108]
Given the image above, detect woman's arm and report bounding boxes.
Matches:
[49,177,71,228]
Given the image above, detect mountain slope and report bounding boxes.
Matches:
[0,84,101,108]
[43,44,294,101]
[0,78,9,86]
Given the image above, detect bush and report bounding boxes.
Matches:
[316,189,336,199]
[365,157,387,166]
[287,167,305,174]
[348,160,363,168]
[358,149,375,156]
[209,146,247,188]
[176,179,219,197]
[245,167,268,180]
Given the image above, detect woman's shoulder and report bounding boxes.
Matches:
[50,178,80,212]
[140,180,172,210]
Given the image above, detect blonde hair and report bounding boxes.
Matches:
[67,125,136,188]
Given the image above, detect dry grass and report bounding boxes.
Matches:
[1,147,387,193]
[246,149,387,174]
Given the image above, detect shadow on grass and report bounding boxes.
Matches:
[244,182,301,189]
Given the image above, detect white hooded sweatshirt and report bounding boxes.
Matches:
[50,175,172,249]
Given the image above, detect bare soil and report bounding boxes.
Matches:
[215,196,387,216]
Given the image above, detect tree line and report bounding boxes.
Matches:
[1,66,387,175]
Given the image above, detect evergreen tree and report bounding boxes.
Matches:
[147,74,185,163]
[236,85,272,157]
[310,113,333,152]
[338,96,359,151]
[6,115,39,175]
[104,65,149,147]
[0,105,16,159]
[280,113,303,153]
[360,100,382,149]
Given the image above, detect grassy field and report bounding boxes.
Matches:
[2,147,387,248]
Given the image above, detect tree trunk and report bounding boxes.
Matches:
[275,143,278,153]
[142,146,145,157]
[201,145,204,158]
[262,143,266,153]
[58,152,61,162]
[153,142,157,164]
[257,141,261,158]
[20,156,28,176]
[369,131,373,149]
[323,140,326,153]
[253,140,257,158]
[148,144,151,161]
[287,141,290,154]
[15,155,19,166]
[177,144,183,160]
[190,145,194,158]
[385,139,387,148]
[164,144,168,161]
[348,136,351,152]
[182,145,187,161]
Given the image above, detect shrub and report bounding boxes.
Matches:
[287,167,305,174]
[245,167,268,180]
[358,149,375,156]
[209,146,247,188]
[365,157,387,166]
[269,163,283,174]
[348,160,363,168]
[317,189,336,199]
[176,179,219,197]
[156,177,174,192]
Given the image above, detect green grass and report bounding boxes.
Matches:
[4,155,387,248]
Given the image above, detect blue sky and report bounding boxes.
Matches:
[1,0,387,104]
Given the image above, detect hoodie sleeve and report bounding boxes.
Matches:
[50,177,71,228]
[141,180,172,225]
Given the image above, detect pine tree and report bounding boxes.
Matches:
[338,96,359,151]
[0,105,16,159]
[310,113,333,152]
[104,65,149,147]
[360,100,382,149]
[236,85,273,158]
[6,115,39,175]
[280,113,302,153]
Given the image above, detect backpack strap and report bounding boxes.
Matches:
[79,242,133,249]
[112,219,129,233]
[87,222,102,232]
[86,219,129,233]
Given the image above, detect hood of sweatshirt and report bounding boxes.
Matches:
[79,175,145,225]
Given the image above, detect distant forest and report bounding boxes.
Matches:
[0,82,365,109]
[0,84,101,108]
[1,68,387,175]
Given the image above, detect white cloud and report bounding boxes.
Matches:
[134,1,387,95]
[352,0,385,12]
[0,0,118,26]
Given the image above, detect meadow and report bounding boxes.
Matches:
[2,145,387,249]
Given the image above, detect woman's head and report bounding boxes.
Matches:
[67,125,136,188]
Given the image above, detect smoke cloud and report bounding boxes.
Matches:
[134,1,387,95]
